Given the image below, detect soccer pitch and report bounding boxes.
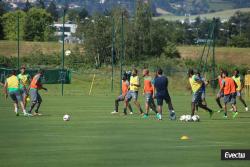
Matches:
[0,91,250,167]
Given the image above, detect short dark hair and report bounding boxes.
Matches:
[11,70,17,75]
[157,68,163,75]
[188,69,194,76]
[20,66,26,70]
[234,69,239,74]
[133,68,137,73]
[223,70,228,77]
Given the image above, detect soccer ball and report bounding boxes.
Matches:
[65,50,71,56]
[192,115,200,122]
[179,115,186,121]
[185,115,192,122]
[63,114,70,121]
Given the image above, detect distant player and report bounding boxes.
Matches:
[188,69,214,117]
[215,69,224,112]
[28,70,47,116]
[124,69,144,115]
[232,69,248,111]
[111,75,133,114]
[17,66,31,108]
[220,70,238,119]
[153,68,176,120]
[3,70,29,116]
[142,69,157,119]
[196,72,209,112]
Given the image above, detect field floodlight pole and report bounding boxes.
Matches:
[120,11,124,94]
[17,12,20,70]
[211,19,217,92]
[61,7,65,96]
[111,17,115,92]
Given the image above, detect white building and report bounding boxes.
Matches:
[54,23,77,37]
[53,23,82,44]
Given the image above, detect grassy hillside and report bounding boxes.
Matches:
[178,46,250,66]
[155,7,250,21]
[1,41,250,66]
[0,41,75,57]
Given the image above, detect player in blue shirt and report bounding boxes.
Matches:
[153,68,176,120]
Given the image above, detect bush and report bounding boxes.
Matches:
[231,35,250,48]
[160,42,181,59]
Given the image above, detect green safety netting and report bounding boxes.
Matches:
[0,68,71,84]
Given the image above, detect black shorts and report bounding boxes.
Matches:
[224,93,237,105]
[156,94,171,106]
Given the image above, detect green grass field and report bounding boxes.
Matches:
[1,81,250,167]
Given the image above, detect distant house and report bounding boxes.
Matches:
[53,23,82,44]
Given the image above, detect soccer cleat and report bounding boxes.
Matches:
[217,109,223,113]
[223,115,228,119]
[111,111,118,114]
[169,112,176,120]
[156,113,162,120]
[209,110,215,119]
[123,109,127,115]
[232,112,238,119]
[143,114,149,119]
[16,112,19,116]
[33,113,42,116]
[27,113,33,117]
[245,107,248,112]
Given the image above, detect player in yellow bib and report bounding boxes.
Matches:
[3,70,30,116]
[188,69,214,117]
[124,69,144,115]
[17,66,31,108]
[232,69,248,111]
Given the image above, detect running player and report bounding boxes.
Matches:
[220,70,238,118]
[17,66,31,108]
[215,69,224,112]
[143,69,157,119]
[232,69,248,111]
[188,69,214,117]
[111,75,133,114]
[196,72,209,112]
[124,69,144,115]
[3,70,29,116]
[153,68,176,120]
[28,70,47,116]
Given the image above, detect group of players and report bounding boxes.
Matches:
[1,67,47,116]
[112,68,248,120]
[2,66,247,120]
[112,68,176,120]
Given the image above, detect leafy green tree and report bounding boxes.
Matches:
[231,35,250,47]
[46,1,58,21]
[24,8,54,41]
[2,10,26,40]
[133,0,153,60]
[78,8,88,21]
[0,0,7,39]
[23,0,32,12]
[36,0,45,9]
[86,14,112,67]
[67,9,79,22]
[160,42,180,59]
